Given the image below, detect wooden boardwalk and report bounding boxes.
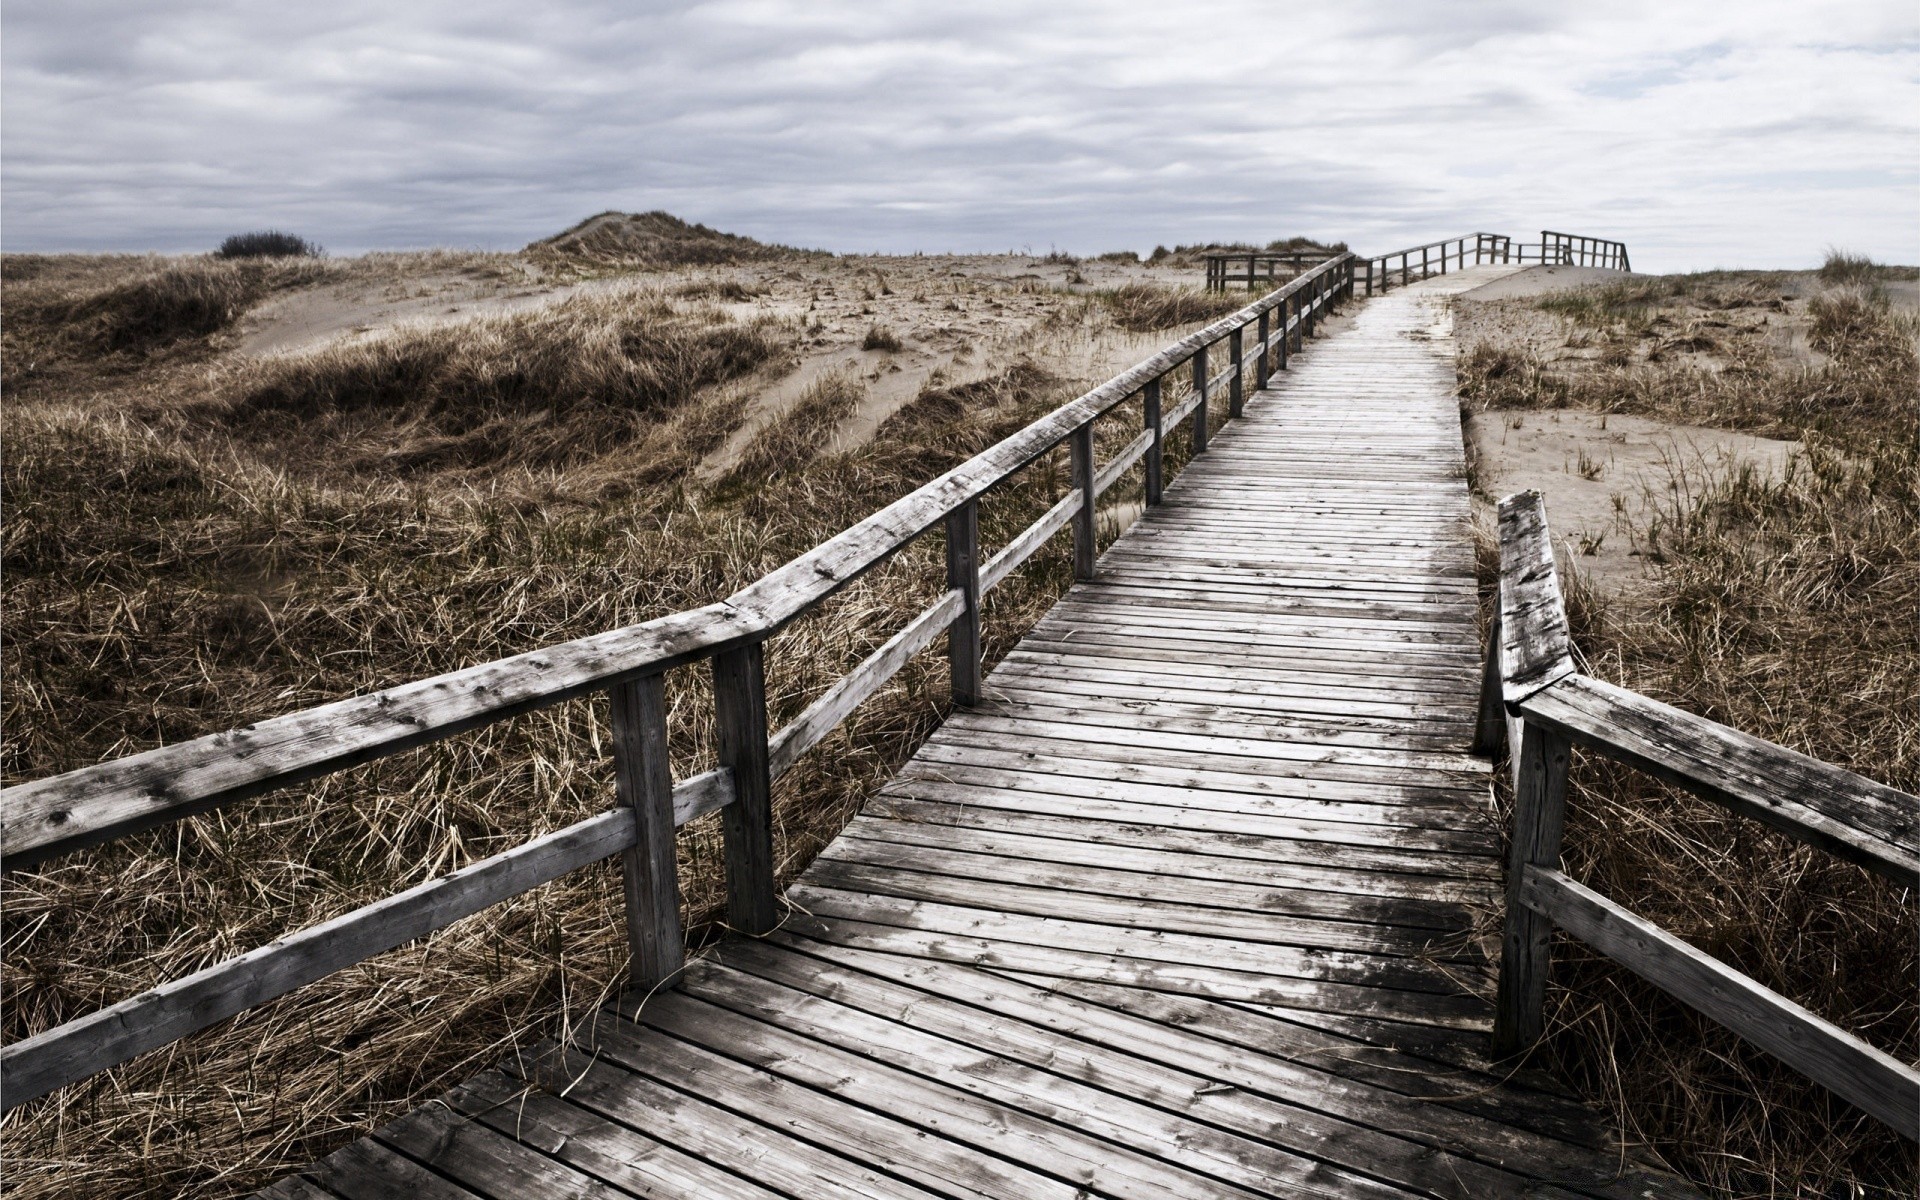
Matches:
[266,267,1701,1199]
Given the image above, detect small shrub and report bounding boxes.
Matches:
[216,231,322,259]
[1817,247,1881,287]
[861,324,903,352]
[1094,250,1140,264]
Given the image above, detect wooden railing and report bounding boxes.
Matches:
[1362,230,1630,294]
[1202,251,1338,293]
[1476,491,1919,1137]
[1542,230,1630,271]
[0,255,1360,1111]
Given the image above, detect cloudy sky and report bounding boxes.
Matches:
[3,1,1916,271]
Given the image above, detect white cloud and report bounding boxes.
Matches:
[2,0,1915,269]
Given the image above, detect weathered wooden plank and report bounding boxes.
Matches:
[1492,720,1572,1058]
[1496,490,1574,702]
[1094,426,1154,497]
[609,674,683,991]
[677,958,1413,1200]
[1069,422,1097,581]
[786,886,1483,997]
[945,500,982,707]
[0,808,634,1111]
[861,791,1500,881]
[641,987,1271,1200]
[513,1041,954,1199]
[1521,866,1920,1137]
[713,642,777,936]
[0,601,754,870]
[1519,674,1920,885]
[835,813,1494,901]
[374,1105,634,1200]
[448,1071,786,1200]
[750,938,1676,1198]
[979,492,1079,593]
[307,1135,486,1199]
[782,910,1492,1030]
[767,589,964,778]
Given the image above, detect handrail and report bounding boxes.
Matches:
[1202,251,1339,293]
[1361,229,1631,295]
[1479,490,1919,1137]
[0,254,1359,1110]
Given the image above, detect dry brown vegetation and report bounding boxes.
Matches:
[1096,280,1246,332]
[1459,257,1918,1198]
[0,225,1228,1197]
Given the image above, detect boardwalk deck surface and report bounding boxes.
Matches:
[266,268,1701,1198]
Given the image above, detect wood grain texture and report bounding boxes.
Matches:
[1520,673,1920,884]
[1522,866,1919,1137]
[2,808,635,1110]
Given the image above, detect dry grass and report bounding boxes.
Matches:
[1460,264,1919,1197]
[0,247,1191,1197]
[157,289,792,480]
[1095,281,1244,332]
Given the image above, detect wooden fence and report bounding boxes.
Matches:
[1361,230,1631,294]
[1202,251,1338,292]
[0,256,1360,1111]
[1476,491,1919,1137]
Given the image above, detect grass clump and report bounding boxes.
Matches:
[217,231,322,259]
[860,324,903,352]
[6,258,329,363]
[171,291,789,479]
[1096,282,1242,332]
[1460,271,1919,1196]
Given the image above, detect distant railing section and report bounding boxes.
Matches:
[1361,230,1630,294]
[0,255,1361,1110]
[1476,491,1919,1138]
[1202,251,1338,293]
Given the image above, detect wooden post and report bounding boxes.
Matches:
[1069,422,1097,579]
[1254,311,1271,390]
[945,499,982,706]
[1471,610,1505,756]
[608,673,683,991]
[1228,328,1244,418]
[1493,719,1573,1058]
[1277,296,1290,369]
[1190,345,1209,454]
[1143,378,1163,506]
[711,643,776,936]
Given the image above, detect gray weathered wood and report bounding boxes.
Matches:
[1497,490,1574,703]
[946,500,982,707]
[767,589,964,779]
[0,601,754,871]
[1521,866,1920,1137]
[1143,377,1164,506]
[1094,427,1155,498]
[1519,673,1920,885]
[0,807,635,1110]
[1070,422,1097,581]
[671,765,733,825]
[1492,719,1571,1058]
[1190,344,1209,454]
[1471,609,1506,756]
[1228,328,1245,418]
[980,494,1080,593]
[712,642,777,935]
[609,673,683,991]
